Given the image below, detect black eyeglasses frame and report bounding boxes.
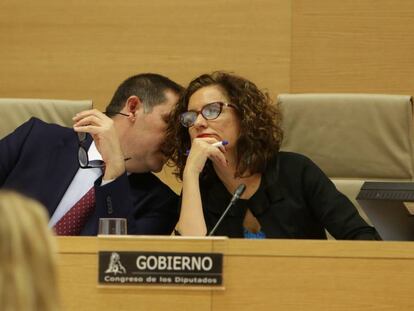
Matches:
[77,111,132,169]
[77,132,105,169]
[103,111,130,117]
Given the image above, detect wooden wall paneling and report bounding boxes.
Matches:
[0,0,291,111]
[291,0,414,95]
[0,0,291,193]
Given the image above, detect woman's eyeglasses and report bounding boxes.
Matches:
[179,102,236,128]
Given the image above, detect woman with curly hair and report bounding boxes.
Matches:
[164,71,379,239]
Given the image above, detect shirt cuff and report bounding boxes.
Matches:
[101,178,115,186]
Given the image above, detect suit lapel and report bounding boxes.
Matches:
[43,131,82,215]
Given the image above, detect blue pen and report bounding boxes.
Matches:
[185,140,228,156]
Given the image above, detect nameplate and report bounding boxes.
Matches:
[98,251,223,287]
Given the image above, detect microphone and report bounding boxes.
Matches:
[208,184,246,236]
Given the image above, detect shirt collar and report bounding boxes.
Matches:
[88,141,103,161]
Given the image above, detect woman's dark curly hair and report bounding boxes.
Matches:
[163,71,283,179]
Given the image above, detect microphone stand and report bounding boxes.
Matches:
[208,184,246,236]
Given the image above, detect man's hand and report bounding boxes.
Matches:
[73,109,126,180]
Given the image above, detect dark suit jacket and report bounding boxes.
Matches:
[0,118,178,235]
[201,152,379,240]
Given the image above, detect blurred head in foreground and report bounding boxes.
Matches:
[0,190,59,311]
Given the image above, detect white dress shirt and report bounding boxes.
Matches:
[48,142,103,227]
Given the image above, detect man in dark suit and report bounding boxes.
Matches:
[0,73,183,235]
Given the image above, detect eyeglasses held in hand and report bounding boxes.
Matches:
[179,102,236,128]
[78,132,105,168]
[77,111,132,169]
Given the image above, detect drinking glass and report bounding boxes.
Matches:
[98,218,127,235]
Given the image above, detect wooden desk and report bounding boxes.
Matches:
[57,237,414,310]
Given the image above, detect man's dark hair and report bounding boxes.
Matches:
[105,73,183,116]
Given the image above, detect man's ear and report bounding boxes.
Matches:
[125,96,143,120]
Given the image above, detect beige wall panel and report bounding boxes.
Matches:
[291,0,414,95]
[0,0,291,111]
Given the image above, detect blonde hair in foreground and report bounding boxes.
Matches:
[0,190,59,311]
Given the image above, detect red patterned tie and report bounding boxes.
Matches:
[54,187,96,236]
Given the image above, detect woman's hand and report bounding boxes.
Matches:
[184,137,228,177]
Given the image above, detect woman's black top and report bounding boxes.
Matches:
[200,152,379,240]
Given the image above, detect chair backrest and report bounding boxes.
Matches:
[277,93,414,223]
[0,98,93,139]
